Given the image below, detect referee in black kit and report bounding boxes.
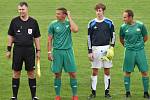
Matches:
[6,2,40,100]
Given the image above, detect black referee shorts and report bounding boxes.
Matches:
[12,46,35,71]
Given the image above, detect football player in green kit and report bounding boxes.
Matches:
[119,9,150,99]
[47,7,78,100]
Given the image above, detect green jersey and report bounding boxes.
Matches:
[119,21,148,50]
[48,19,72,49]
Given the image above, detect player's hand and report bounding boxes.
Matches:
[88,53,94,61]
[6,51,11,59]
[106,46,114,60]
[101,56,110,61]
[36,51,40,58]
[67,11,71,19]
[101,46,114,61]
[100,46,114,61]
[48,53,53,61]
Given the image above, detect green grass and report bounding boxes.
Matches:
[0,0,150,100]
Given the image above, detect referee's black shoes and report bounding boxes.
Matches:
[10,97,17,100]
[32,96,39,100]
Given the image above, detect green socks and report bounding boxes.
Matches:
[142,77,149,92]
[54,78,61,96]
[54,78,77,96]
[124,76,130,92]
[124,76,149,93]
[70,78,78,96]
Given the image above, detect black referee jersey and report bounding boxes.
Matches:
[88,18,115,53]
[8,16,41,47]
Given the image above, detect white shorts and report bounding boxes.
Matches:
[91,45,112,69]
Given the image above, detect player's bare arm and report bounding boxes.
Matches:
[67,11,78,33]
[47,35,53,61]
[144,35,148,43]
[6,35,14,59]
[120,37,124,46]
[88,53,94,61]
[34,37,40,58]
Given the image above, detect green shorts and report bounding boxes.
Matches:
[123,49,148,72]
[51,48,77,73]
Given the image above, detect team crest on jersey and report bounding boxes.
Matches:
[136,28,141,32]
[28,29,32,34]
[55,27,60,32]
[125,30,129,33]
[17,30,20,33]
[66,25,69,28]
[94,26,97,29]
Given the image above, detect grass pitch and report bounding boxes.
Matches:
[0,0,150,100]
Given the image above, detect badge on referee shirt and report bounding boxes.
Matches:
[28,28,32,34]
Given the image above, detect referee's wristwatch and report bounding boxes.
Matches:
[36,48,40,53]
[7,46,12,52]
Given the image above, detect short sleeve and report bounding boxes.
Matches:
[141,24,148,37]
[119,26,124,38]
[48,23,54,36]
[33,20,41,38]
[8,20,15,36]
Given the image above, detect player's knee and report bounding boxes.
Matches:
[104,71,110,76]
[104,68,110,75]
[141,72,148,77]
[55,73,61,78]
[125,72,131,77]
[104,73,110,76]
[92,68,98,76]
[69,72,76,78]
[13,70,21,78]
[92,71,98,76]
[92,72,98,76]
[27,70,35,79]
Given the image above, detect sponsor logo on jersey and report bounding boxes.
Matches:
[28,29,32,34]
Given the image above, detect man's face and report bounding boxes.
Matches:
[123,12,132,24]
[18,5,28,17]
[56,10,66,20]
[96,8,104,18]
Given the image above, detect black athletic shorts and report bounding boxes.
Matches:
[12,46,35,71]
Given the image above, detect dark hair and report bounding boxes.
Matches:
[18,1,28,7]
[95,3,106,11]
[124,9,134,17]
[56,7,67,15]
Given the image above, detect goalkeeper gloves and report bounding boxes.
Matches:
[101,46,114,61]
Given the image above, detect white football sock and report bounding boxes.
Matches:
[104,74,110,90]
[91,76,97,90]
